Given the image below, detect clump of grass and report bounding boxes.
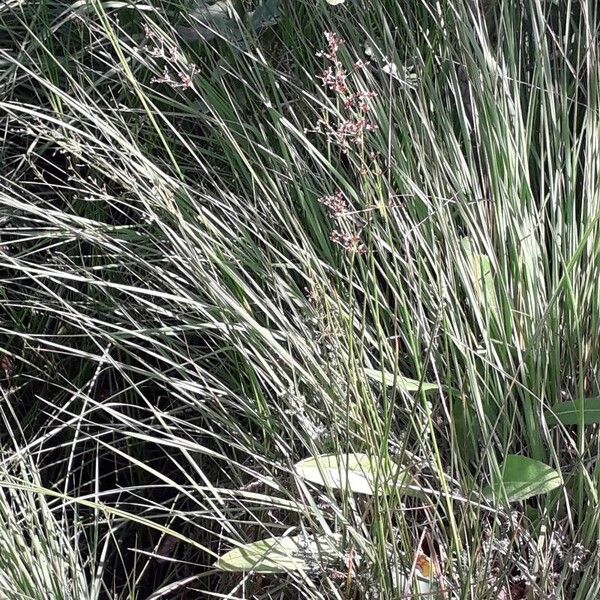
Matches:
[0,449,97,600]
[1,0,599,598]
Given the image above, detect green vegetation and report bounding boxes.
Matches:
[1,0,599,597]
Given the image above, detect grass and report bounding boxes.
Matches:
[0,0,599,597]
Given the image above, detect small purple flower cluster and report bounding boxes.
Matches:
[151,65,197,90]
[329,228,366,255]
[143,24,197,91]
[314,32,378,151]
[312,33,378,256]
[316,189,367,254]
[317,190,349,217]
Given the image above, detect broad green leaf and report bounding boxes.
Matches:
[294,453,408,495]
[452,397,479,464]
[486,455,562,503]
[215,534,342,573]
[545,398,600,426]
[364,367,437,392]
[461,238,499,319]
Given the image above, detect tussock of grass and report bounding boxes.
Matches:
[1,0,599,598]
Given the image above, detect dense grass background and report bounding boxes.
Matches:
[1,0,599,597]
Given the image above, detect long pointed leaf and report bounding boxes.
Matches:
[364,368,437,392]
[294,453,409,495]
[216,534,342,573]
[545,398,600,426]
